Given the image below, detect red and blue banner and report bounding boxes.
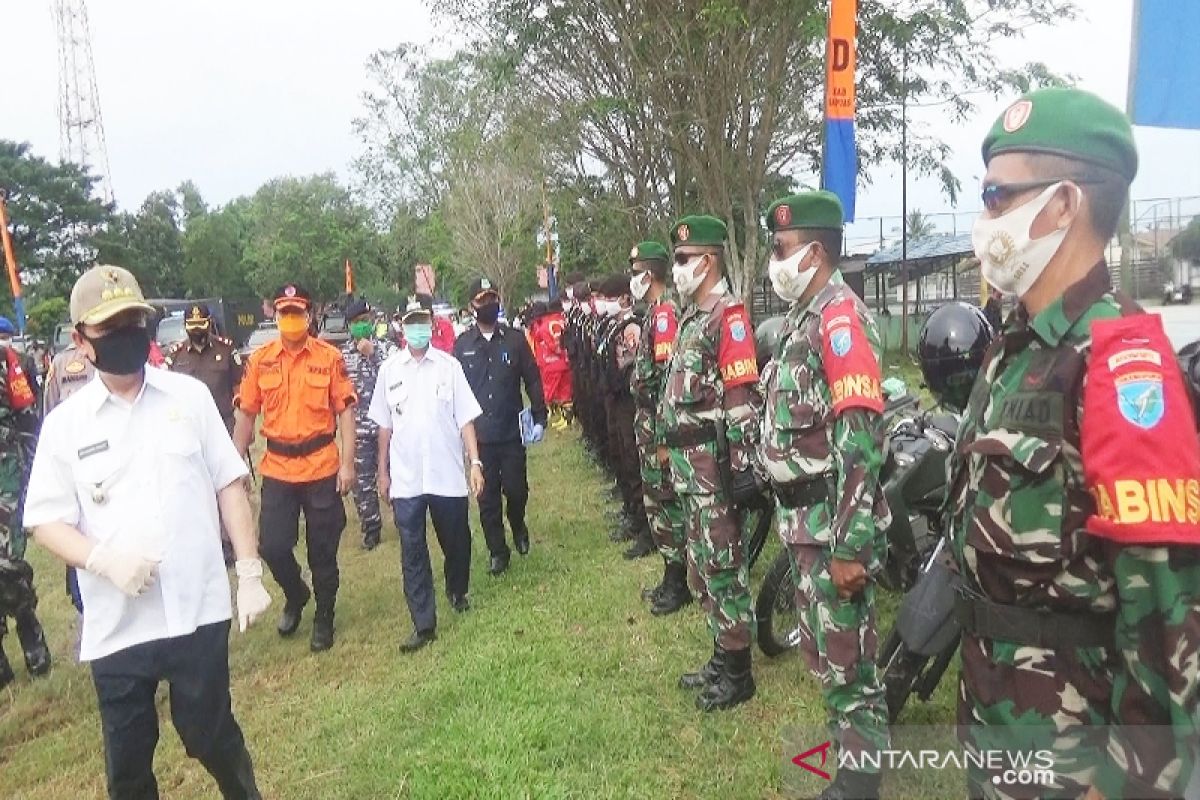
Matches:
[822,0,857,222]
[1130,0,1200,130]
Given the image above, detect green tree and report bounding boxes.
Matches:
[1170,216,1200,263]
[905,210,937,240]
[181,198,255,299]
[25,297,69,342]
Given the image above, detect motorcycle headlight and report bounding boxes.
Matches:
[893,452,915,467]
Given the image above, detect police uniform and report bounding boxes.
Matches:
[949,88,1200,799]
[339,299,392,549]
[43,344,96,416]
[164,304,242,434]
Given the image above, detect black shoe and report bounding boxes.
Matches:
[816,770,882,800]
[399,629,436,653]
[277,587,311,637]
[0,647,14,690]
[696,647,755,711]
[609,513,636,543]
[622,528,655,560]
[449,594,470,613]
[310,610,335,652]
[514,527,530,556]
[15,611,51,677]
[642,559,669,602]
[679,644,725,691]
[361,533,380,551]
[651,562,693,616]
[488,555,509,576]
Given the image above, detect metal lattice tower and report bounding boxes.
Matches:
[53,0,114,204]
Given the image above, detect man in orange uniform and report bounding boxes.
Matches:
[233,284,357,653]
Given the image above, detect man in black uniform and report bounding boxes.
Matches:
[164,304,243,434]
[454,277,547,576]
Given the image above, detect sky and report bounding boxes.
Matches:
[9,0,1200,253]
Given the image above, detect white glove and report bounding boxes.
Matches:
[530,423,545,443]
[235,559,273,633]
[85,540,161,597]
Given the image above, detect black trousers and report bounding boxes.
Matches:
[392,495,472,633]
[478,439,529,559]
[90,620,260,800]
[605,392,646,524]
[259,474,347,612]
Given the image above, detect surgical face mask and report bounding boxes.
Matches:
[84,324,151,376]
[475,300,500,325]
[630,271,652,301]
[404,323,432,349]
[276,312,309,343]
[566,287,575,301]
[349,320,374,340]
[602,299,622,317]
[0,337,11,348]
[672,254,708,298]
[768,242,818,303]
[972,182,1075,298]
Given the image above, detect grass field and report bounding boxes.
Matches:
[0,419,956,799]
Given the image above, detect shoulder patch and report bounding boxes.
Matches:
[821,297,883,415]
[652,303,678,363]
[718,303,758,387]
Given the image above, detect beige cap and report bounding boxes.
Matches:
[70,265,155,326]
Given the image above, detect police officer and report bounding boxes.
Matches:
[628,242,691,613]
[342,298,391,550]
[164,304,242,434]
[233,284,357,652]
[43,342,96,416]
[662,215,761,712]
[759,192,890,799]
[454,278,547,576]
[950,87,1200,799]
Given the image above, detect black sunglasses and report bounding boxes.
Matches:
[672,252,709,266]
[980,178,1099,213]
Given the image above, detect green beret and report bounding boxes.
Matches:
[670,215,727,248]
[982,87,1138,181]
[766,191,844,233]
[629,241,670,264]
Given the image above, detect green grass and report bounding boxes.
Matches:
[0,426,956,799]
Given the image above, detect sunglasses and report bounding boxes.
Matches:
[980,178,1098,213]
[672,252,710,266]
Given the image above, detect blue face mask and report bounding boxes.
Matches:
[405,324,433,349]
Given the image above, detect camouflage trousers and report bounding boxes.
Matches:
[634,407,685,564]
[787,536,889,772]
[352,427,382,537]
[679,490,754,651]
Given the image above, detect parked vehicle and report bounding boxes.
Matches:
[240,322,279,359]
[1163,282,1194,306]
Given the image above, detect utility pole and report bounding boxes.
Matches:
[900,35,910,355]
[53,0,114,205]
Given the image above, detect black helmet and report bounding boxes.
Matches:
[918,302,994,411]
[1179,339,1200,428]
[755,315,786,370]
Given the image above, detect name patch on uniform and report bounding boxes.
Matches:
[996,391,1064,436]
[78,441,109,460]
[308,365,331,375]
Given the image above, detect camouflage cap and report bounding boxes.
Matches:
[629,241,670,264]
[670,215,727,248]
[766,191,844,233]
[70,264,154,326]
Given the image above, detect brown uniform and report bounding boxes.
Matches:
[164,335,243,432]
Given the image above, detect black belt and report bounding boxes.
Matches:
[265,432,335,458]
[773,475,831,509]
[662,425,718,448]
[954,592,1115,650]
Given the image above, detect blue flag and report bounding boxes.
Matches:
[1130,0,1200,130]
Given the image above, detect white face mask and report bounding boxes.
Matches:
[768,242,818,304]
[672,254,708,299]
[971,182,1075,298]
[630,271,652,301]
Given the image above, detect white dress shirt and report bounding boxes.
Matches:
[23,368,249,661]
[368,346,482,499]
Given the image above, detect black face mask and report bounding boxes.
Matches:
[475,301,500,325]
[85,325,151,376]
[187,328,209,345]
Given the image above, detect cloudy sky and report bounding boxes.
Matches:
[9,0,1199,252]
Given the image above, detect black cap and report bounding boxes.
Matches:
[273,284,312,310]
[185,303,212,324]
[345,299,371,320]
[467,277,499,302]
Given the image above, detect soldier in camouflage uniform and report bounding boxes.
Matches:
[628,241,692,613]
[0,335,50,688]
[662,215,762,711]
[758,193,890,800]
[949,88,1200,799]
[342,299,392,550]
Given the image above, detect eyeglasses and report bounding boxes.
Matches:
[980,178,1098,213]
[673,252,708,266]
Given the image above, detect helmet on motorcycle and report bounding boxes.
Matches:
[755,314,785,370]
[918,302,994,412]
[1179,339,1200,429]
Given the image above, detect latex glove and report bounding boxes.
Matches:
[530,423,545,444]
[85,540,160,597]
[234,559,272,633]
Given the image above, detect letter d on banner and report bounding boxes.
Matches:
[822,0,858,222]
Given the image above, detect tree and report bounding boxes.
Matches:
[25,297,69,342]
[181,198,255,299]
[905,209,936,240]
[1170,216,1200,263]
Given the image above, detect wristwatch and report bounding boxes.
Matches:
[471,458,483,468]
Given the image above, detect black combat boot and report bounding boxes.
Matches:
[0,641,14,690]
[609,511,636,543]
[679,643,725,690]
[310,609,335,652]
[650,561,693,616]
[696,647,755,711]
[622,523,655,560]
[361,528,381,551]
[817,770,881,800]
[277,585,311,637]
[641,557,670,602]
[15,609,51,677]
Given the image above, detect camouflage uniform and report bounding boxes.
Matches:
[631,291,686,566]
[947,263,1200,799]
[662,287,760,650]
[758,272,891,772]
[341,336,391,546]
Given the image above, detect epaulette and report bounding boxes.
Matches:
[215,335,235,347]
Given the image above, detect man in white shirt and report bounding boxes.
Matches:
[23,265,272,800]
[370,305,484,653]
